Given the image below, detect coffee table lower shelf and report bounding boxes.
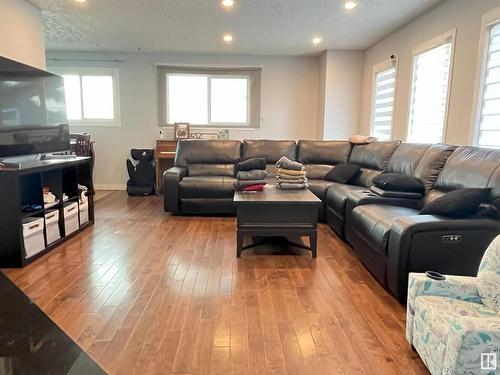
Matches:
[236,226,317,258]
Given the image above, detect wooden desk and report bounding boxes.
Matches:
[155,140,177,194]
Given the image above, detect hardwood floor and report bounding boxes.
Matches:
[3,191,428,375]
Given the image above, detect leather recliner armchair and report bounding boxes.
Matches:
[324,140,400,235]
[163,139,241,215]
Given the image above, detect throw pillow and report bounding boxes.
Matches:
[420,188,491,218]
[349,135,378,144]
[325,163,361,184]
[372,173,424,193]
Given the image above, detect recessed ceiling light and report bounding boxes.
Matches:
[74,0,86,3]
[345,1,357,10]
[312,37,322,45]
[223,34,233,43]
[222,0,234,7]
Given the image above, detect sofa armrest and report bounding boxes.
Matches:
[405,272,481,343]
[163,167,187,213]
[386,215,500,301]
[346,189,422,214]
[407,273,480,302]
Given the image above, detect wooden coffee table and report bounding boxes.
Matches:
[234,185,321,258]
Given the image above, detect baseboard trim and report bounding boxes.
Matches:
[95,184,126,191]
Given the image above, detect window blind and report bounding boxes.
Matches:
[372,66,396,140]
[477,22,500,149]
[407,41,452,143]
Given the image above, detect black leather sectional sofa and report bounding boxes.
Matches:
[164,139,500,301]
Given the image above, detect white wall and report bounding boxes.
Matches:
[46,51,321,188]
[0,0,45,69]
[320,50,363,140]
[359,0,500,145]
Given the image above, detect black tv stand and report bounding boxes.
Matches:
[0,157,94,267]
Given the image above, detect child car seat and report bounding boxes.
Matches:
[126,149,155,196]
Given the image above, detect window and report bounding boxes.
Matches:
[53,68,120,126]
[158,66,261,127]
[166,74,248,125]
[371,61,396,140]
[407,31,455,143]
[475,22,500,148]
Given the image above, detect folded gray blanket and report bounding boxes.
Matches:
[237,169,268,180]
[276,156,304,171]
[276,176,307,183]
[234,179,267,189]
[276,182,308,190]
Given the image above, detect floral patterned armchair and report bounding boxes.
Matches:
[406,235,500,375]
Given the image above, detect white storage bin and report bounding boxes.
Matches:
[45,209,60,245]
[79,200,89,225]
[64,202,79,235]
[22,217,45,258]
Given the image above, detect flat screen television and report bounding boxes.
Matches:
[0,56,70,158]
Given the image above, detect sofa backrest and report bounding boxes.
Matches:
[242,140,296,177]
[348,141,400,187]
[174,139,241,177]
[488,166,500,200]
[413,144,456,192]
[297,140,351,179]
[421,146,500,207]
[385,143,431,176]
[434,146,500,192]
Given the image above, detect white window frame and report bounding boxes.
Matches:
[406,29,456,143]
[370,58,398,140]
[50,67,121,127]
[471,6,500,147]
[165,72,251,127]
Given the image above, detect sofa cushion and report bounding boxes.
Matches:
[420,188,491,218]
[174,140,241,168]
[325,163,360,183]
[385,143,431,176]
[325,183,365,216]
[435,146,500,191]
[308,179,336,202]
[242,140,296,163]
[349,141,400,170]
[350,205,420,255]
[297,140,351,164]
[187,163,236,177]
[179,176,236,199]
[373,173,424,193]
[477,235,500,312]
[305,164,334,180]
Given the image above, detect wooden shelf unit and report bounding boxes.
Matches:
[0,157,94,267]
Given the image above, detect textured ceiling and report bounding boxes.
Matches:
[31,0,442,55]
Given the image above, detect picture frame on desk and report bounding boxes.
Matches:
[174,123,190,140]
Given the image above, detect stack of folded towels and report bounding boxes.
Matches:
[234,157,268,192]
[275,156,308,189]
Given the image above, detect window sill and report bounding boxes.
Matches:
[69,122,122,128]
[161,124,259,130]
